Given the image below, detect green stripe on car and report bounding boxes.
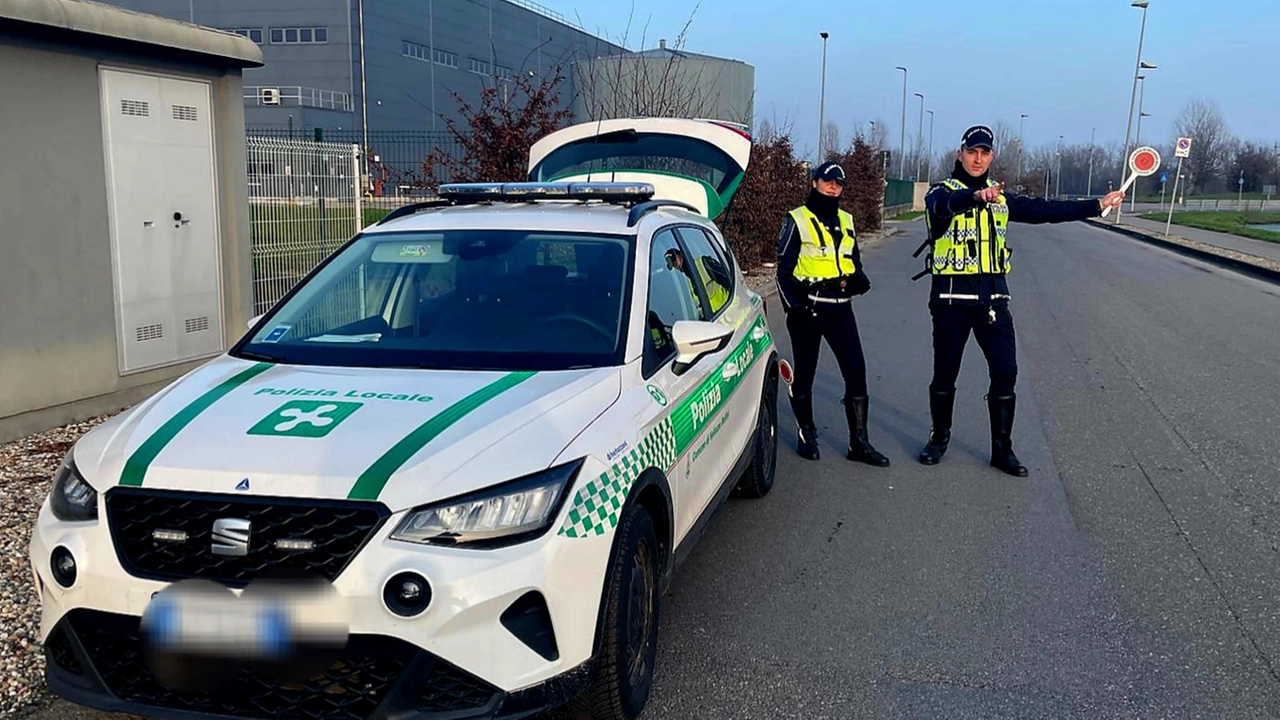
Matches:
[346,370,537,501]
[119,362,273,487]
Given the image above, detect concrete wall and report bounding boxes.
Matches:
[0,24,256,442]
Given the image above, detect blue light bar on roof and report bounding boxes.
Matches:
[438,181,655,203]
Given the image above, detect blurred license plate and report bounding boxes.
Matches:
[145,592,291,658]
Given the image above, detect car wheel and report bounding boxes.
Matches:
[734,368,778,499]
[577,505,661,720]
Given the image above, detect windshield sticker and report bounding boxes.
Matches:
[248,400,363,438]
[399,244,430,257]
[262,326,292,343]
[305,333,383,343]
[253,387,434,403]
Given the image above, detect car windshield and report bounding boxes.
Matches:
[233,228,633,371]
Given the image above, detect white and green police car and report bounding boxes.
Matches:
[29,118,780,720]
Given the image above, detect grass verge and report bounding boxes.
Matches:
[1137,212,1280,244]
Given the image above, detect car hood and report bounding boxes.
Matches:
[77,356,621,511]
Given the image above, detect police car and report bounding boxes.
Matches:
[29,117,779,720]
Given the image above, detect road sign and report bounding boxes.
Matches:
[1265,184,1277,195]
[1160,172,1169,183]
[1175,137,1193,158]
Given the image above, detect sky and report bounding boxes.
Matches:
[534,0,1279,159]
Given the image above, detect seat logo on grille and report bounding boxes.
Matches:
[211,518,251,556]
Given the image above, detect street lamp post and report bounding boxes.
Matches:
[1056,135,1064,198]
[1017,114,1028,186]
[1119,0,1151,218]
[1131,74,1150,210]
[818,32,829,160]
[896,66,907,178]
[914,92,925,181]
[1087,127,1096,196]
[926,109,935,183]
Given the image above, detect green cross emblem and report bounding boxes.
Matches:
[248,400,362,438]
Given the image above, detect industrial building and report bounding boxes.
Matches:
[94,0,755,134]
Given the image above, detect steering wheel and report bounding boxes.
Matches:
[530,313,614,344]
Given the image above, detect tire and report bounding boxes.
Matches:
[735,368,778,499]
[576,505,661,720]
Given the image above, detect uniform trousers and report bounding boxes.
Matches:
[929,303,1017,397]
[785,299,868,400]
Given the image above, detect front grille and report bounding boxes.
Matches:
[416,661,501,712]
[59,610,502,720]
[105,487,389,586]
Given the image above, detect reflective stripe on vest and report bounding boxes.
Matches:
[789,206,858,281]
[930,178,1011,275]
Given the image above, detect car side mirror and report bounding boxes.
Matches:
[671,321,733,375]
[247,314,264,330]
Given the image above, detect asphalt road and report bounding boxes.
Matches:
[25,217,1280,720]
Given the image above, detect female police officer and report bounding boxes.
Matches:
[914,125,1124,476]
[775,161,889,468]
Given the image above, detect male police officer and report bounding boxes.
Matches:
[914,126,1124,476]
[776,161,889,467]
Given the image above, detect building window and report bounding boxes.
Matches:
[268,27,328,44]
[434,48,458,68]
[403,41,457,68]
[469,57,492,75]
[495,65,513,81]
[226,28,263,44]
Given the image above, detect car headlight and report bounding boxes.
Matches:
[50,451,98,522]
[390,459,584,548]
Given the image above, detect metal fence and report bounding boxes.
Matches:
[246,136,364,316]
[246,127,466,196]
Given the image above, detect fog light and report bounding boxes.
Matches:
[383,571,431,617]
[51,546,76,588]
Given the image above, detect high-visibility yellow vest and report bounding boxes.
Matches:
[693,256,730,313]
[789,206,858,281]
[928,178,1011,275]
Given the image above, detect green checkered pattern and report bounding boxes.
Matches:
[559,419,677,538]
[556,312,772,539]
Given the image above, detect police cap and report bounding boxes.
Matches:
[812,161,847,185]
[961,125,995,151]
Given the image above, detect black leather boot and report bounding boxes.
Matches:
[918,388,954,465]
[790,393,819,460]
[988,393,1028,477]
[844,396,890,467]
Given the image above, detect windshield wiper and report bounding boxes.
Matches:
[237,349,285,363]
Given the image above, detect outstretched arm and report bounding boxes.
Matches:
[1007,190,1125,224]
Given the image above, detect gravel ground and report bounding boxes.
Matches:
[1,414,115,717]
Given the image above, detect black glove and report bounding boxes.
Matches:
[849,270,871,296]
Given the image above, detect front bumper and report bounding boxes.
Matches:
[29,474,617,720]
[43,608,594,720]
